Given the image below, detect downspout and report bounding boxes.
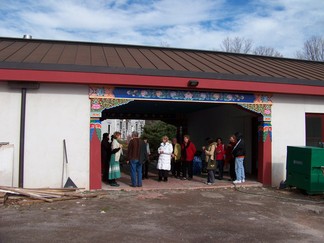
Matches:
[18,88,26,187]
[8,81,39,188]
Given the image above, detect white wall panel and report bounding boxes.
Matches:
[272,94,324,186]
[23,84,90,189]
[0,82,21,187]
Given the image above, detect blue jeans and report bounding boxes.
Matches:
[130,160,142,186]
[235,157,245,181]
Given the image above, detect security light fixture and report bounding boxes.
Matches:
[187,80,199,87]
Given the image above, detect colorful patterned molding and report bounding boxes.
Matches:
[258,122,272,142]
[90,118,101,141]
[89,86,273,142]
[239,103,272,122]
[90,98,134,117]
[89,86,272,104]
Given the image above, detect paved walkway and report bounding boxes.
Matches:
[102,172,262,191]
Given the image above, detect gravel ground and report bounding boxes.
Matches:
[0,187,323,243]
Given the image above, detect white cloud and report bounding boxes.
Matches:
[0,0,323,58]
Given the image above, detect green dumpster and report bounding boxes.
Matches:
[286,146,324,194]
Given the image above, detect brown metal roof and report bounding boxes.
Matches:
[0,37,324,86]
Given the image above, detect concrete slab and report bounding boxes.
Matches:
[102,172,262,191]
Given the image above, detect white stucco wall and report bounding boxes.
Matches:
[0,82,90,189]
[271,94,324,186]
[0,82,21,186]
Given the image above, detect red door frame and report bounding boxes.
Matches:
[90,118,102,190]
[257,120,272,185]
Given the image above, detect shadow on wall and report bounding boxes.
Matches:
[272,160,286,186]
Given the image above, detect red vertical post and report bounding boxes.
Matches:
[257,120,272,185]
[89,118,102,190]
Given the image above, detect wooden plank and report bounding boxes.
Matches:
[0,192,7,205]
[0,186,96,204]
[0,187,53,202]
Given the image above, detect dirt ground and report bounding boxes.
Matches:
[0,186,323,243]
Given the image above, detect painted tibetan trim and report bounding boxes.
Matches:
[259,122,272,142]
[239,103,272,122]
[240,103,272,141]
[90,118,101,141]
[90,98,134,117]
[89,86,272,104]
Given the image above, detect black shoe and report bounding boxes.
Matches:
[164,178,168,182]
[129,184,136,187]
[158,177,162,182]
[188,177,192,181]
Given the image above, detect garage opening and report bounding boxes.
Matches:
[99,100,259,186]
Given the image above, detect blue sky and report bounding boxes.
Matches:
[0,0,323,57]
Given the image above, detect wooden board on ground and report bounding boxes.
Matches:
[0,186,99,205]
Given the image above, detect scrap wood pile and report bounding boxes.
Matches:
[0,186,100,205]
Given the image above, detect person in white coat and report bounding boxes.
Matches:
[157,136,173,182]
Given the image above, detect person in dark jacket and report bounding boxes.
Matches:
[141,136,150,179]
[231,132,246,184]
[127,131,146,187]
[101,133,110,182]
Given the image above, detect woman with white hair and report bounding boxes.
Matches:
[157,136,173,182]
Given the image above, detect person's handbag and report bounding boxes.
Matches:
[207,159,216,170]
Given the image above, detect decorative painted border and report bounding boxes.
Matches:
[89,86,273,142]
[90,98,134,117]
[90,118,101,141]
[258,122,272,142]
[89,86,272,104]
[239,103,272,122]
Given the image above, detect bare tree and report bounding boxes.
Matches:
[253,46,283,57]
[220,37,253,54]
[296,36,324,61]
[160,41,170,47]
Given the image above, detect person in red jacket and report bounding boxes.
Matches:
[181,135,196,180]
[225,136,236,181]
[215,138,225,180]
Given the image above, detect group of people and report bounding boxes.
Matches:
[101,131,149,187]
[160,132,246,185]
[157,135,197,182]
[202,132,246,185]
[101,131,124,187]
[101,131,246,187]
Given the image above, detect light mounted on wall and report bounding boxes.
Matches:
[187,80,199,87]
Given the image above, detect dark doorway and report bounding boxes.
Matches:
[100,100,260,179]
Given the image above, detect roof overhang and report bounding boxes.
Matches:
[1,67,324,96]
